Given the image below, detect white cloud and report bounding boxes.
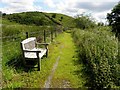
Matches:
[0,0,119,23]
[43,0,56,8]
[54,0,119,23]
[93,9,112,23]
[0,0,42,14]
[42,0,119,23]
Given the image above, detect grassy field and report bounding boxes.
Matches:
[2,34,58,88]
[2,18,63,88]
[2,31,87,88]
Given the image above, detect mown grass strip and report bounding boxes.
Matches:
[49,32,86,88]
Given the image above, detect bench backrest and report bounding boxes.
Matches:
[21,37,36,50]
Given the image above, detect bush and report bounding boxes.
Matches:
[74,14,96,29]
[52,13,56,18]
[72,27,119,88]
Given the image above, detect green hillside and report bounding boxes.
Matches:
[44,12,75,27]
[2,11,75,28]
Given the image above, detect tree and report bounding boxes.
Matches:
[107,2,120,36]
[61,16,63,20]
[98,22,104,26]
[2,13,6,17]
[74,14,96,29]
[59,17,63,22]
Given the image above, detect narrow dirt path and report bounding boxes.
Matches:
[44,56,60,88]
[44,32,86,88]
[44,42,64,88]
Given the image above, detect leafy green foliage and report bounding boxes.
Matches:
[107,2,120,36]
[72,27,119,88]
[98,22,104,26]
[74,14,96,29]
[2,13,6,16]
[4,12,53,26]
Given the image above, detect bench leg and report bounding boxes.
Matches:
[23,58,26,67]
[38,58,40,71]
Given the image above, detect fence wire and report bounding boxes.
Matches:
[2,26,63,69]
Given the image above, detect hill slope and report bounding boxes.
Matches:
[2,11,75,28]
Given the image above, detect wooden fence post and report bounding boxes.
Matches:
[44,30,46,43]
[26,32,28,38]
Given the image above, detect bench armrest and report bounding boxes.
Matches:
[36,42,49,45]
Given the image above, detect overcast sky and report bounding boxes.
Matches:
[0,0,119,23]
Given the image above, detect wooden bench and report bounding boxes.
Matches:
[21,37,49,71]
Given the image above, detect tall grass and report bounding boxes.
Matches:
[72,27,119,88]
[2,22,62,88]
[2,25,53,38]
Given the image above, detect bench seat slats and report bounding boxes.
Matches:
[24,48,47,58]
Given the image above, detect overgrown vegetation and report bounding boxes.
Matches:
[74,14,96,29]
[72,27,119,89]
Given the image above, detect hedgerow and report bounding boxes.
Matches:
[72,27,119,89]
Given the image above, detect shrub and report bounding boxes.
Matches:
[52,13,56,18]
[74,14,96,29]
[72,27,119,88]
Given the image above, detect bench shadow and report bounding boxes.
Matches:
[5,54,38,72]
